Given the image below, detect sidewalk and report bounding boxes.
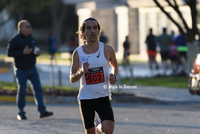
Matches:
[120,85,200,103]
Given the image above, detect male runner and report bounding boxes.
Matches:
[70,17,118,134]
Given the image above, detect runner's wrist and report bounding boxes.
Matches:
[79,69,84,75]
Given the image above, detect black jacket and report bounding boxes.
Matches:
[7,33,37,70]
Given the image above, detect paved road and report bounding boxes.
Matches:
[1,103,200,134]
[122,86,200,103]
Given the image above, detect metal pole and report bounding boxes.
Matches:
[130,65,134,85]
[58,67,62,86]
[50,55,54,89]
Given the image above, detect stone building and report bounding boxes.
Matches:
[63,0,193,62]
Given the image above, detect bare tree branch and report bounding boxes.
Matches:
[173,0,178,6]
[165,0,193,40]
[153,0,185,35]
[153,0,200,73]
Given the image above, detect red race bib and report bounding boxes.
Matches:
[85,67,105,85]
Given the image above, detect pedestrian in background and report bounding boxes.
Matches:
[156,27,172,76]
[70,17,118,134]
[47,33,57,60]
[169,31,178,75]
[145,28,159,72]
[7,20,53,120]
[99,31,108,44]
[175,33,187,75]
[123,36,130,67]
[68,36,77,55]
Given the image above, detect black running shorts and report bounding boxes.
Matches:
[79,96,114,129]
[160,51,170,61]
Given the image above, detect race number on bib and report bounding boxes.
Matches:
[85,67,105,85]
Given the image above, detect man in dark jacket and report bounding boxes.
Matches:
[7,20,53,120]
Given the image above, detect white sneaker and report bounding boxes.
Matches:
[94,118,102,134]
[94,118,100,127]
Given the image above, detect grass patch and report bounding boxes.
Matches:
[0,81,78,91]
[121,76,189,88]
[0,81,17,89]
[0,76,189,92]
[0,52,71,62]
[42,85,78,91]
[34,52,71,61]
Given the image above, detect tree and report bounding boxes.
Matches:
[0,0,53,27]
[153,0,200,72]
[48,0,68,43]
[1,0,72,44]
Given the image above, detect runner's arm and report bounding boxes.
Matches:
[70,50,83,83]
[107,45,118,85]
[109,46,118,76]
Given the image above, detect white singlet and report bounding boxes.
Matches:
[77,41,111,101]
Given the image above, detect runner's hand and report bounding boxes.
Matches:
[109,73,116,85]
[81,62,90,73]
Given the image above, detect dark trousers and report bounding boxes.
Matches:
[15,66,46,115]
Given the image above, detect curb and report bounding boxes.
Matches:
[0,96,34,103]
[0,68,9,73]
[0,95,164,104]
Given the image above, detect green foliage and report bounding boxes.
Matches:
[0,0,12,12]
[23,7,52,28]
[121,76,188,88]
[0,38,9,47]
[1,0,54,13]
[0,0,54,29]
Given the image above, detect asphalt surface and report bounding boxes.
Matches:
[1,103,200,134]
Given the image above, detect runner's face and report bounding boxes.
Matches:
[84,20,100,43]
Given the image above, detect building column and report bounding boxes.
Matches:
[115,6,129,61]
[77,8,92,46]
[138,8,147,59]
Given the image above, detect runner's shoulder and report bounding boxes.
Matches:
[104,44,114,52]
